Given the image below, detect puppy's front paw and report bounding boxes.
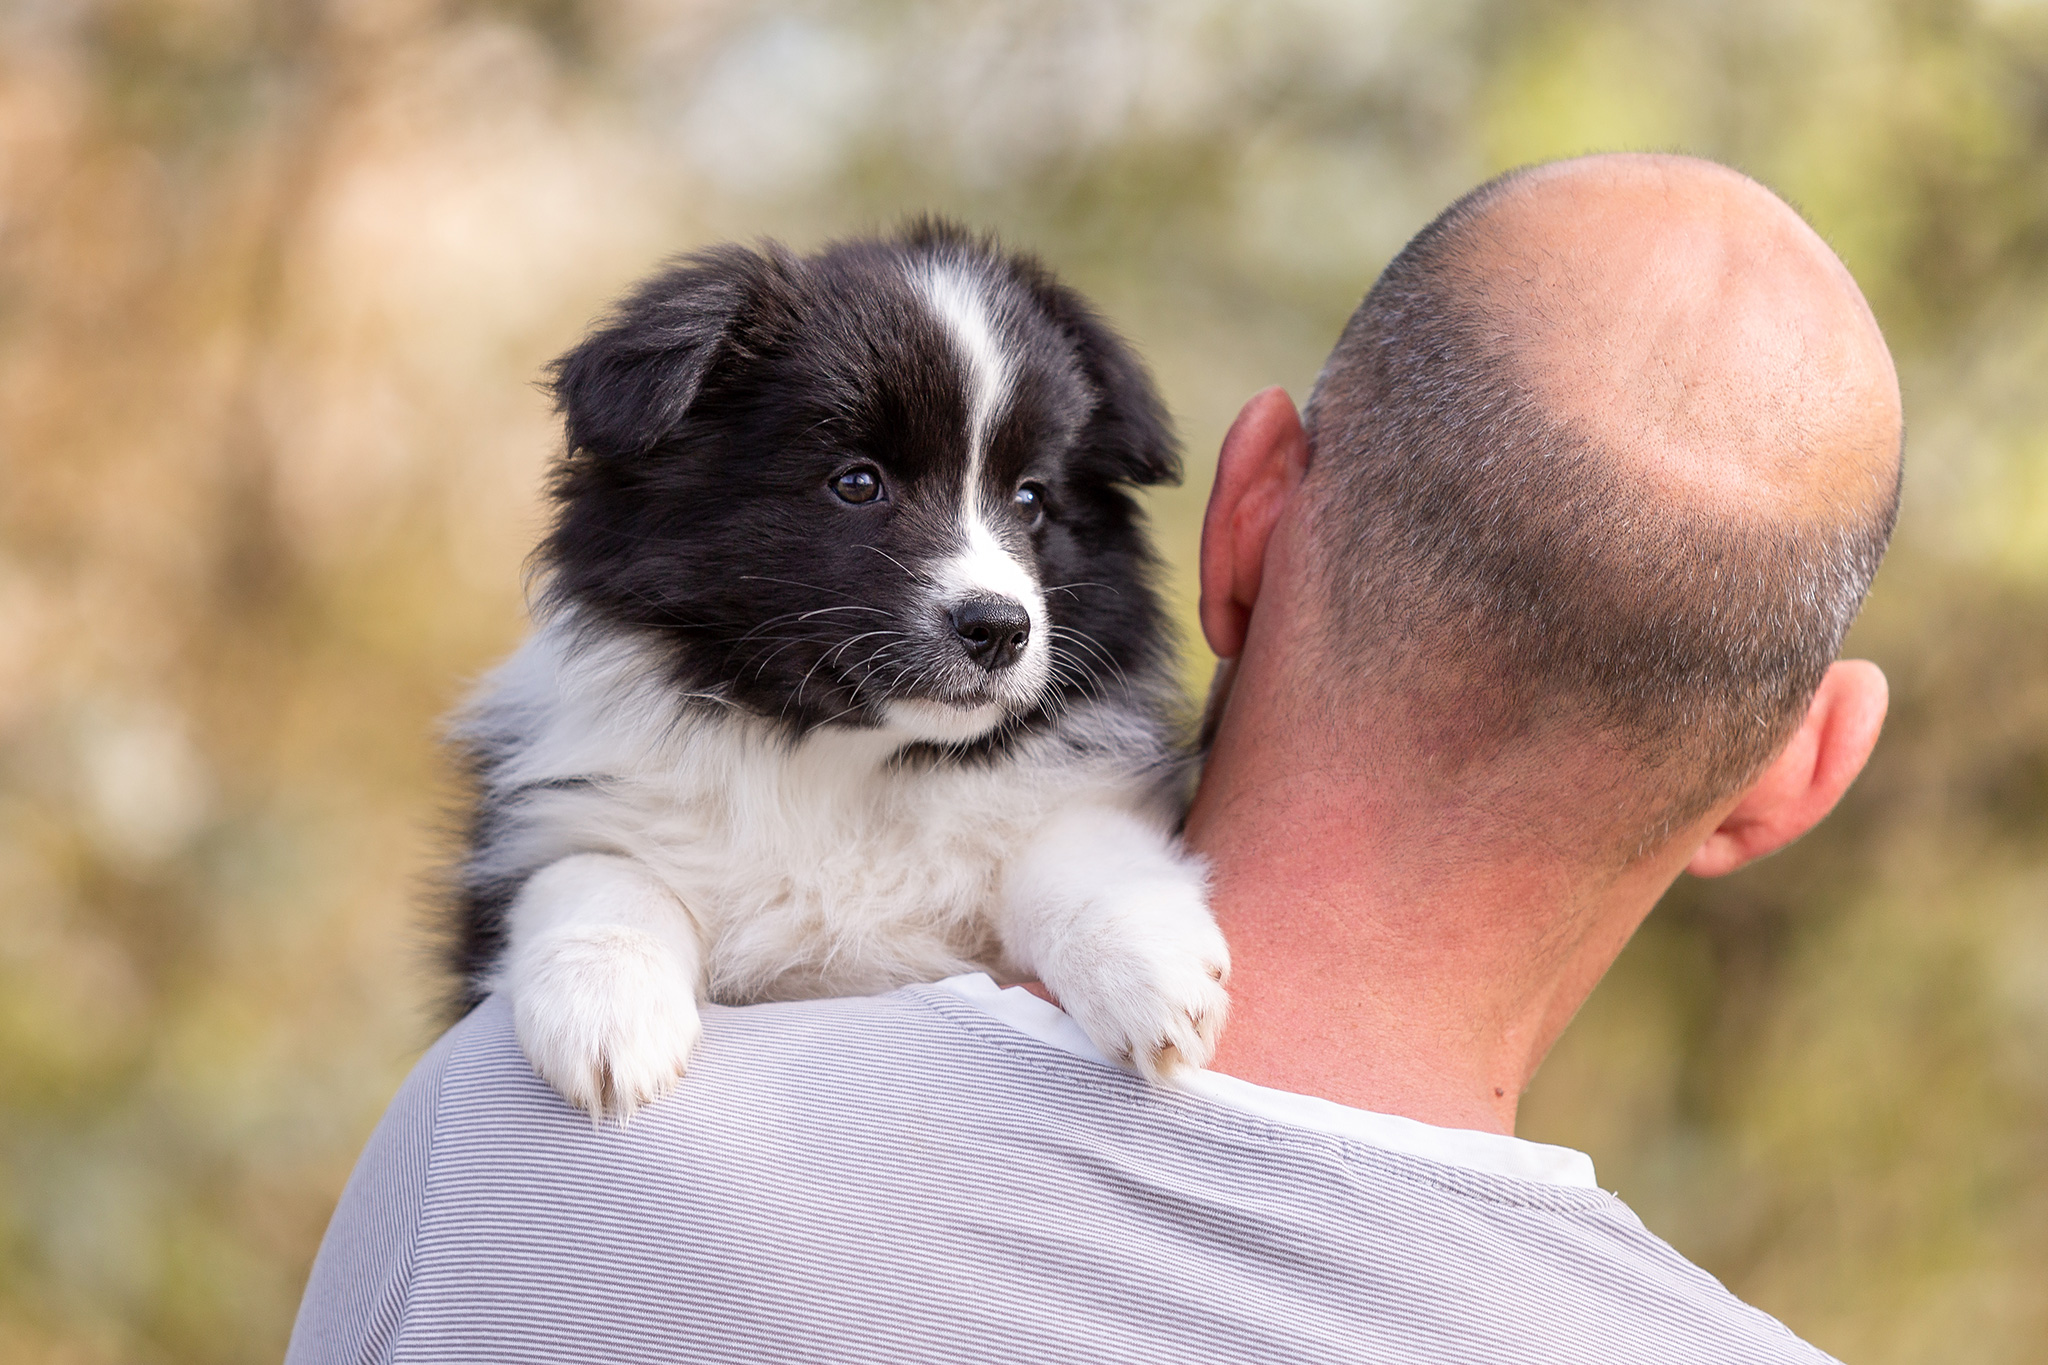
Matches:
[509,925,703,1122]
[1050,885,1231,1082]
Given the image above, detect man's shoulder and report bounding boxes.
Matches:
[431,988,940,1124]
[290,989,1840,1365]
[284,1001,471,1365]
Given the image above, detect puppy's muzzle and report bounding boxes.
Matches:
[947,596,1031,672]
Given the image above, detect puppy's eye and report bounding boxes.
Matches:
[832,467,885,505]
[1014,481,1047,526]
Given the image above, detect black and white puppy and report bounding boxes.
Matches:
[449,221,1227,1119]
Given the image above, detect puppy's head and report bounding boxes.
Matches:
[542,220,1180,743]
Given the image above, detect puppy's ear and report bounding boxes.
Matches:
[547,244,790,458]
[1021,269,1182,488]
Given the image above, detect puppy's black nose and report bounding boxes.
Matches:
[948,597,1031,671]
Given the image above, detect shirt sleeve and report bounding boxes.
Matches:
[284,1013,465,1365]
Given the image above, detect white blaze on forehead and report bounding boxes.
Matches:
[909,261,1014,512]
[904,257,1050,735]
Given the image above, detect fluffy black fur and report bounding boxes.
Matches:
[446,220,1188,1008]
[543,222,1178,725]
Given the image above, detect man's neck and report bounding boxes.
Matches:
[1184,687,1691,1136]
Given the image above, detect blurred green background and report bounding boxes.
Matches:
[2,0,2045,1359]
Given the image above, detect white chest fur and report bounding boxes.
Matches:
[459,618,1229,1119]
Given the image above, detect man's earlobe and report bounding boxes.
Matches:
[1687,660,1889,878]
[1198,387,1310,660]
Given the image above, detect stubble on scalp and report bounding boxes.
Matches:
[1298,155,1903,853]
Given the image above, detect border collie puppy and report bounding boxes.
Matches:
[449,221,1227,1119]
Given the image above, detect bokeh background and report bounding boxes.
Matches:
[3,0,2046,1359]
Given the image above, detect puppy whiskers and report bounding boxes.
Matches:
[859,544,933,586]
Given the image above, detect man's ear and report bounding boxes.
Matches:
[1687,660,1889,878]
[1198,387,1310,659]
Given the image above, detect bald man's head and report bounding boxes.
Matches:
[1300,154,1902,848]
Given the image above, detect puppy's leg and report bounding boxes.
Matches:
[1000,806,1229,1079]
[500,852,705,1121]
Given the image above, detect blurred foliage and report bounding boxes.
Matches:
[0,0,2044,1360]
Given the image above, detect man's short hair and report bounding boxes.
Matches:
[1300,169,1901,846]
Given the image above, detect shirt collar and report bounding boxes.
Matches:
[932,972,1599,1190]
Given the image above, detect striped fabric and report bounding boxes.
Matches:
[287,987,1838,1364]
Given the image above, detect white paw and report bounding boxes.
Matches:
[508,925,703,1122]
[1046,884,1231,1082]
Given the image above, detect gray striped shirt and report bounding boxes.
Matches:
[287,981,1837,1363]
